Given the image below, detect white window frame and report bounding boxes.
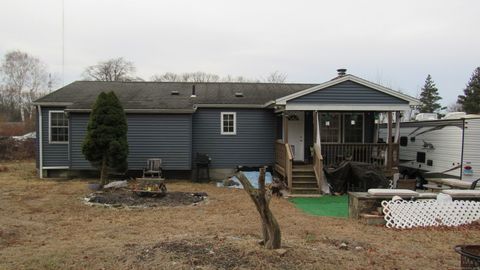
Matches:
[220,112,237,135]
[49,110,69,144]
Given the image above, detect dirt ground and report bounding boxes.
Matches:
[0,161,478,270]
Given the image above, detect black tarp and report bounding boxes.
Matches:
[324,161,390,194]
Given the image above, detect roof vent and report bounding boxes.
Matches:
[191,85,196,97]
[337,68,347,76]
[235,92,244,97]
[171,90,179,95]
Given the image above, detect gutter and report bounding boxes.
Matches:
[193,104,266,109]
[65,108,195,114]
[33,102,73,107]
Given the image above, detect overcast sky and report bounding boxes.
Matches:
[1,0,479,106]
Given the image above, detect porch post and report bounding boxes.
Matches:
[394,111,401,143]
[387,112,393,172]
[314,111,321,146]
[283,112,288,144]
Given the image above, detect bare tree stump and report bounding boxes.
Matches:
[237,167,281,249]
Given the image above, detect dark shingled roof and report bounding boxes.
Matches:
[35,81,317,111]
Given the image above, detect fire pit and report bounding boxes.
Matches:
[84,179,207,208]
[132,178,167,197]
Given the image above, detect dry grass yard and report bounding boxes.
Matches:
[0,161,478,270]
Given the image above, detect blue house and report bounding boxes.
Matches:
[34,69,419,194]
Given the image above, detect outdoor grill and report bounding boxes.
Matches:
[194,153,211,182]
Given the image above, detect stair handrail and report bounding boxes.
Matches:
[313,143,324,193]
[285,143,293,190]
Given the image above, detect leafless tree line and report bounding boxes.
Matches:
[0,50,55,122]
[150,70,287,83]
[83,57,288,83]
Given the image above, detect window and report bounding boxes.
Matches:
[400,136,408,146]
[221,112,236,135]
[49,111,69,143]
[320,113,341,143]
[416,152,426,163]
[344,113,364,143]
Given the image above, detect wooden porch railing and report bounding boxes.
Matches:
[275,140,293,189]
[313,143,324,193]
[320,143,399,168]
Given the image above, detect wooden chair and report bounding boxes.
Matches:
[143,158,163,179]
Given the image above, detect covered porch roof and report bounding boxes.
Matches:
[272,74,420,112]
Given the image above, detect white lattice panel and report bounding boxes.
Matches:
[382,199,480,229]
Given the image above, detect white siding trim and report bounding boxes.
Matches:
[42,166,69,169]
[285,104,411,111]
[220,112,237,135]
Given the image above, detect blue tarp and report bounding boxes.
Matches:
[218,171,273,189]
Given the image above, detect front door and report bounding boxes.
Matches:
[287,111,305,161]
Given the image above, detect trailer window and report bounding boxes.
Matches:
[416,152,426,163]
[400,136,408,146]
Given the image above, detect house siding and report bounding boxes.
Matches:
[69,113,192,170]
[192,108,276,169]
[41,107,69,167]
[289,81,408,104]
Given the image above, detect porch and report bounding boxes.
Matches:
[274,110,400,195]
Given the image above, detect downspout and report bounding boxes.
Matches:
[37,105,43,179]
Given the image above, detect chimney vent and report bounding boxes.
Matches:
[337,68,347,76]
[191,85,196,97]
[171,90,179,95]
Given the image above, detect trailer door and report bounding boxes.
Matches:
[462,118,480,182]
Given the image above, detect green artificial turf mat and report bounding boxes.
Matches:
[289,195,348,218]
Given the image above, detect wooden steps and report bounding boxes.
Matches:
[359,213,386,225]
[290,165,320,195]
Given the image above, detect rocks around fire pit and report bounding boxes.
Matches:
[84,189,208,208]
[103,180,128,189]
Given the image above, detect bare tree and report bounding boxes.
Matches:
[151,72,182,82]
[151,71,220,82]
[150,71,286,83]
[264,71,287,83]
[190,71,220,82]
[447,102,463,112]
[0,50,49,121]
[222,75,259,83]
[83,57,138,82]
[236,167,281,249]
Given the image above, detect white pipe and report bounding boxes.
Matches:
[37,105,43,179]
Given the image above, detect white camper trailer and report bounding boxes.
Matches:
[379,114,480,183]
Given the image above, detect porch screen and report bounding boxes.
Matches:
[320,113,340,143]
[344,113,364,143]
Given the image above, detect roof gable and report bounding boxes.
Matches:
[275,75,420,106]
[289,80,408,105]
